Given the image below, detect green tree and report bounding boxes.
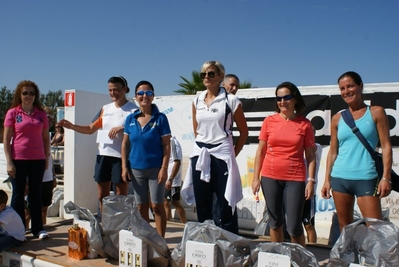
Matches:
[0,86,14,127]
[175,71,206,95]
[40,90,64,130]
[240,81,252,89]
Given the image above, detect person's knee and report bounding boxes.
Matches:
[152,204,165,214]
[172,200,183,208]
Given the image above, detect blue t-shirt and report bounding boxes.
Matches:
[331,107,379,180]
[124,104,171,169]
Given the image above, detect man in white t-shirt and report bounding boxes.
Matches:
[164,136,187,223]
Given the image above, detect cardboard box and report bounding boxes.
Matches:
[73,219,98,259]
[258,251,290,266]
[119,229,147,267]
[185,240,217,267]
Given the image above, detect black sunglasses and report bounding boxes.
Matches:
[22,91,35,96]
[200,71,216,79]
[276,94,293,102]
[136,90,154,96]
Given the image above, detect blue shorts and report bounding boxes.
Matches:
[131,168,165,205]
[331,177,379,197]
[94,155,123,184]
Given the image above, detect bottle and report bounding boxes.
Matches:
[120,251,125,265]
[135,254,140,267]
[128,252,133,266]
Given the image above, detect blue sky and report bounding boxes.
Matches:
[1,1,398,96]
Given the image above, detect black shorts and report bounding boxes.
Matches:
[302,196,316,226]
[42,180,54,207]
[94,155,123,184]
[164,186,181,202]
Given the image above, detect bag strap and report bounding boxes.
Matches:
[341,108,378,159]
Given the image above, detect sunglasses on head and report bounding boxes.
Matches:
[200,71,216,79]
[276,94,293,102]
[136,90,154,96]
[22,91,35,96]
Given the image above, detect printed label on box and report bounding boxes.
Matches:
[119,229,147,267]
[73,219,98,259]
[185,240,217,267]
[258,251,290,267]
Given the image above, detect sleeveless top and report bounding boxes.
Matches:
[331,106,379,180]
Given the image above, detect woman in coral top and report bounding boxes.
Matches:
[252,81,316,247]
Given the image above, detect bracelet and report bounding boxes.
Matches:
[161,166,168,169]
[307,178,316,183]
[382,177,392,184]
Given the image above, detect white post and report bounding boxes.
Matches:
[63,89,110,218]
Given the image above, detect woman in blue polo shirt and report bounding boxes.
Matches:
[121,80,171,237]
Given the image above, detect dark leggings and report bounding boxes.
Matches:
[191,143,238,234]
[11,160,45,235]
[261,177,305,237]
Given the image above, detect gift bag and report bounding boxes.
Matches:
[68,224,88,260]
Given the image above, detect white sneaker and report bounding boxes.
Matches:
[37,230,49,239]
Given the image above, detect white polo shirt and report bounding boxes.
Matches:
[194,88,241,144]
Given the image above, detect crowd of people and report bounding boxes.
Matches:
[1,66,394,253]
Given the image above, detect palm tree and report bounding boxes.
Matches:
[240,81,252,89]
[175,71,205,95]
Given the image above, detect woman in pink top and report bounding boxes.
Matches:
[252,82,316,247]
[3,80,50,239]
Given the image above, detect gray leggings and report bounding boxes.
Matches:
[131,168,165,204]
[261,177,305,237]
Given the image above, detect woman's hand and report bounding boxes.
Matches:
[158,168,168,184]
[378,178,392,198]
[252,178,261,195]
[7,162,16,178]
[121,167,131,183]
[305,182,315,200]
[321,180,332,199]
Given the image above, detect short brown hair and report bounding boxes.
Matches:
[0,190,8,205]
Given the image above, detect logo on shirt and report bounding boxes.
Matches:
[210,108,219,113]
[129,122,135,126]
[16,115,23,123]
[149,122,158,129]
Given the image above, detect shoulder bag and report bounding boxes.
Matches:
[341,108,399,192]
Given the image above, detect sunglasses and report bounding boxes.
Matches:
[136,90,154,96]
[276,94,293,102]
[200,71,216,79]
[22,91,35,96]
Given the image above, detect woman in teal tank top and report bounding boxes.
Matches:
[321,71,393,234]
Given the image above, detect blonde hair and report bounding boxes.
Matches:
[200,61,225,77]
